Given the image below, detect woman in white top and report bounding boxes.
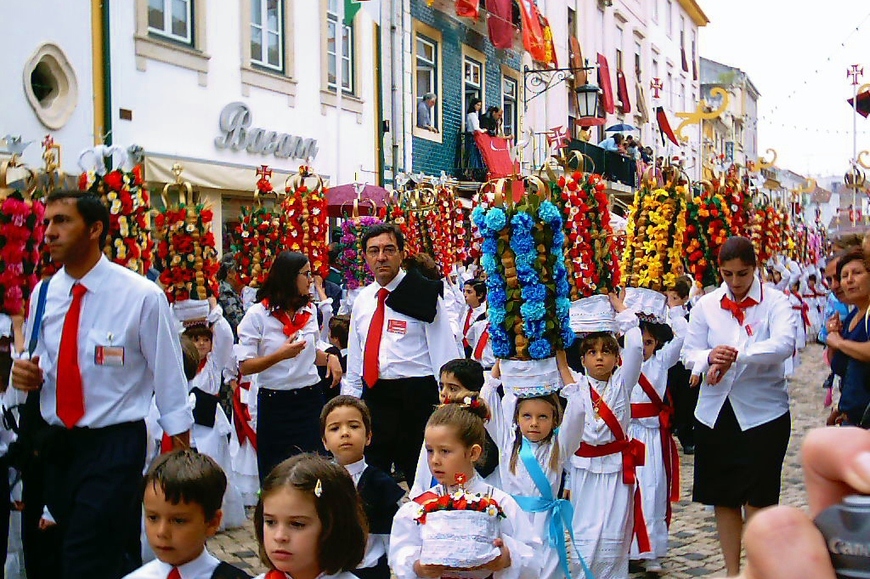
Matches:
[465,97,485,170]
[680,236,796,577]
[236,251,344,483]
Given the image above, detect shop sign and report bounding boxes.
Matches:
[214,102,319,161]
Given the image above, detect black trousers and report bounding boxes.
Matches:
[0,455,8,579]
[43,420,146,579]
[257,385,326,484]
[362,375,439,489]
[668,362,698,448]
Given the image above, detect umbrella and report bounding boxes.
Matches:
[605,123,638,132]
[326,183,391,218]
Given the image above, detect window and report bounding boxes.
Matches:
[634,41,642,78]
[567,7,576,39]
[503,76,518,138]
[251,0,283,71]
[652,0,659,22]
[615,27,623,70]
[326,0,353,92]
[417,34,438,129]
[667,71,673,108]
[666,0,673,35]
[463,55,483,119]
[148,0,192,44]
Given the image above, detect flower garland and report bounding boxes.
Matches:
[621,184,687,291]
[414,473,506,525]
[284,167,329,278]
[473,193,574,360]
[230,205,284,287]
[380,203,423,256]
[748,200,783,264]
[556,170,621,298]
[0,192,45,315]
[336,216,383,290]
[79,165,153,275]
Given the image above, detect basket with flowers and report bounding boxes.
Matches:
[283,166,329,278]
[0,158,44,315]
[154,165,219,302]
[472,177,574,361]
[77,145,153,276]
[336,215,383,291]
[621,174,688,292]
[414,473,507,568]
[684,182,733,288]
[554,169,621,299]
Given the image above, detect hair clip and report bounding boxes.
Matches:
[314,479,323,498]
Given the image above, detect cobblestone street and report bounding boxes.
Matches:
[208,344,832,578]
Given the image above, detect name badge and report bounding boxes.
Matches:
[95,346,125,367]
[387,319,407,335]
[745,324,753,336]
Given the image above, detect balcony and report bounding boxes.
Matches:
[565,140,637,189]
[454,131,490,183]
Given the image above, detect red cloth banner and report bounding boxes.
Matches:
[486,0,514,49]
[455,0,479,19]
[656,106,680,146]
[597,53,616,114]
[518,0,547,62]
[474,133,518,179]
[616,70,632,114]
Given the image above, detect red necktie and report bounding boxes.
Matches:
[473,327,489,360]
[57,283,87,428]
[463,308,473,348]
[363,288,389,387]
[720,294,758,326]
[167,567,181,579]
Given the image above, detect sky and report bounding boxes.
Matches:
[700,0,870,181]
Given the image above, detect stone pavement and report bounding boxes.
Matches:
[208,344,832,578]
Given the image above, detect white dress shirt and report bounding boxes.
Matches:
[122,545,219,578]
[343,270,461,396]
[680,277,796,430]
[466,318,495,369]
[458,302,487,349]
[235,302,321,391]
[27,257,192,435]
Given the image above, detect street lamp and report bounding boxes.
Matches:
[574,81,602,120]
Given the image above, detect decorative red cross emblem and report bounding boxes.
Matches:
[42,134,55,150]
[847,64,864,86]
[650,78,663,99]
[256,164,273,179]
[547,126,570,151]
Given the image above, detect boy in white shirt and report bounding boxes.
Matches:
[124,450,250,579]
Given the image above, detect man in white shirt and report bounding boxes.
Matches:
[459,279,487,357]
[12,190,193,579]
[343,223,460,486]
[680,236,796,577]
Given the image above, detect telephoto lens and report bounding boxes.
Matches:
[814,495,870,578]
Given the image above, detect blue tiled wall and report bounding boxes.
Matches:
[411,1,522,176]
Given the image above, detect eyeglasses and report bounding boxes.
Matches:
[299,270,313,279]
[365,246,398,258]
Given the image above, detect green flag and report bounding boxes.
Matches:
[344,0,362,26]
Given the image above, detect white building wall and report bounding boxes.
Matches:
[109,1,378,191]
[1,0,95,174]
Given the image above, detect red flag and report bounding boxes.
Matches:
[518,0,547,62]
[597,53,615,115]
[486,0,514,49]
[847,89,870,118]
[456,0,479,19]
[616,70,631,114]
[539,13,558,67]
[681,46,689,73]
[656,106,680,146]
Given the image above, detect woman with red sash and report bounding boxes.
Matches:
[236,251,344,483]
[568,293,650,579]
[680,237,795,576]
[627,309,688,573]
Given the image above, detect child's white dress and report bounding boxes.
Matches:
[481,377,589,579]
[568,310,644,579]
[390,474,539,579]
[189,312,246,530]
[229,372,260,507]
[628,308,687,561]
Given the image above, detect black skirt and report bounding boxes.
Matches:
[692,400,791,509]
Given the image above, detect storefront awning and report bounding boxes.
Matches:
[144,153,326,194]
